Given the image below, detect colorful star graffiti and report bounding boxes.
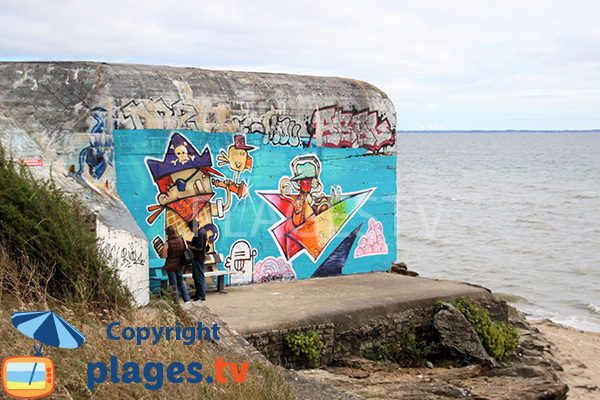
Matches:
[257,155,374,262]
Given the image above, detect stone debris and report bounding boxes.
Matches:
[390,261,419,276]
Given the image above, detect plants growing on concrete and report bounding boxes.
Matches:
[365,327,440,367]
[285,329,324,367]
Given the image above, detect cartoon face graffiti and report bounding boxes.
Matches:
[214,135,257,200]
[229,146,250,172]
[146,133,231,251]
[157,168,214,206]
[257,154,375,262]
[224,240,257,273]
[217,135,255,174]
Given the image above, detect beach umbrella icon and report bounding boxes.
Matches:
[12,311,86,356]
[10,310,86,386]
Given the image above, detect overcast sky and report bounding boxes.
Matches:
[1,0,599,131]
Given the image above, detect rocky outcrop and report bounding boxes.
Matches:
[298,306,568,399]
[434,302,493,365]
[183,273,568,399]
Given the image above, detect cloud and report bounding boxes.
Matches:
[1,0,599,130]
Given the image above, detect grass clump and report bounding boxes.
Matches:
[365,328,440,367]
[0,143,131,313]
[285,329,324,367]
[453,296,520,361]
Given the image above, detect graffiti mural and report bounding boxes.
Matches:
[224,239,258,285]
[120,98,200,131]
[116,98,255,134]
[311,224,362,278]
[310,105,395,152]
[354,218,388,258]
[145,132,251,258]
[247,114,303,147]
[253,256,296,283]
[114,129,395,290]
[111,98,395,153]
[98,238,147,270]
[257,154,374,263]
[216,135,256,199]
[95,220,149,305]
[72,107,114,181]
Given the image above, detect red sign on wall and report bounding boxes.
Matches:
[19,159,44,166]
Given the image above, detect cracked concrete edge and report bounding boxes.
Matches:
[182,303,366,400]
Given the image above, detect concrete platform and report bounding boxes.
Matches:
[204,271,494,336]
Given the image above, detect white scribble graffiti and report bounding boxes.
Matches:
[119,98,199,130]
[98,239,147,269]
[225,239,257,273]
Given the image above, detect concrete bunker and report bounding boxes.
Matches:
[0,62,397,305]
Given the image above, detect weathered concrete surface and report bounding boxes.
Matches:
[0,62,396,159]
[184,272,567,399]
[204,271,497,336]
[183,302,366,400]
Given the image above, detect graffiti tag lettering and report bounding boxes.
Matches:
[98,240,147,270]
[311,106,394,152]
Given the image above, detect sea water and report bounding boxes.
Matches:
[395,131,600,332]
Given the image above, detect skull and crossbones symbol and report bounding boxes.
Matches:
[171,144,195,166]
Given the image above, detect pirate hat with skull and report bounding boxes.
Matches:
[147,132,222,181]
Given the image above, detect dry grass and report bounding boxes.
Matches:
[0,240,294,399]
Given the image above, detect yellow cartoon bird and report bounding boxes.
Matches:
[216,135,255,184]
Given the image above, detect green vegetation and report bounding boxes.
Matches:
[0,143,131,313]
[366,297,520,368]
[365,328,440,367]
[453,296,520,361]
[285,329,324,367]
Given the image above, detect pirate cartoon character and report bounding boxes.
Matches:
[215,135,256,199]
[146,133,235,255]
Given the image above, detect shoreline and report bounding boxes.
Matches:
[529,318,600,399]
[514,304,600,334]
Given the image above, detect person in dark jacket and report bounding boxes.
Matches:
[161,225,190,303]
[188,220,209,301]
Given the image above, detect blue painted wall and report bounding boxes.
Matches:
[114,129,395,286]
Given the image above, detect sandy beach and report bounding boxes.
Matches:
[530,319,600,399]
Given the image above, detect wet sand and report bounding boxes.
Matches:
[531,319,600,399]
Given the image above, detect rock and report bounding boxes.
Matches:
[390,262,419,276]
[391,261,407,269]
[434,303,494,365]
